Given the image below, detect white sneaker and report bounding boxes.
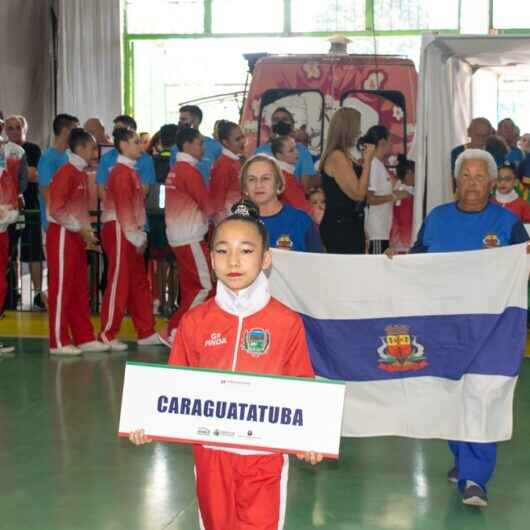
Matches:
[50,345,82,356]
[78,340,110,353]
[106,339,128,352]
[137,333,166,347]
[0,343,15,354]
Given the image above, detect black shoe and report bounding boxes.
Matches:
[447,467,458,484]
[33,293,45,310]
[462,481,488,507]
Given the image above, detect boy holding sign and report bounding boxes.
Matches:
[130,199,322,530]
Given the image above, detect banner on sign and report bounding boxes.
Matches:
[118,362,346,458]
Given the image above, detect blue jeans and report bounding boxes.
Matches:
[448,441,497,491]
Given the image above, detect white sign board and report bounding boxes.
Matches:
[119,363,346,458]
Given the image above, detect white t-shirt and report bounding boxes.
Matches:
[365,157,393,240]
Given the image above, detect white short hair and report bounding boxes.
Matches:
[455,149,497,181]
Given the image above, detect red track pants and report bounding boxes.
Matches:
[100,221,155,342]
[193,446,289,530]
[46,223,95,349]
[168,240,213,334]
[0,231,9,312]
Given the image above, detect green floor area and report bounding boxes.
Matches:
[1,338,530,530]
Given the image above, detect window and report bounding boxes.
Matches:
[341,90,408,157]
[126,0,204,34]
[373,0,460,31]
[211,0,284,33]
[290,0,365,33]
[258,89,325,156]
[493,0,530,29]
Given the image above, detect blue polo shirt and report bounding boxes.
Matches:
[505,147,525,166]
[411,202,529,254]
[260,204,323,253]
[96,148,156,186]
[37,147,69,230]
[170,136,222,185]
[255,142,316,181]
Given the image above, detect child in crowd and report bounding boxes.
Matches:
[209,120,244,224]
[164,128,214,343]
[139,132,151,153]
[271,135,312,214]
[242,154,323,252]
[389,156,415,252]
[363,126,410,254]
[47,129,108,355]
[129,199,322,530]
[99,128,162,351]
[0,136,26,352]
[491,162,530,222]
[307,187,326,225]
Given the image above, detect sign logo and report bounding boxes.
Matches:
[483,234,500,248]
[377,325,428,372]
[243,328,270,357]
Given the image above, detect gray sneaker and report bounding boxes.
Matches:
[462,481,488,507]
[447,467,458,484]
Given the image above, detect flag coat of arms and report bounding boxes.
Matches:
[268,244,528,443]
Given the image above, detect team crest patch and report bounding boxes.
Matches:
[242,328,270,357]
[276,234,293,249]
[483,234,500,248]
[377,325,428,372]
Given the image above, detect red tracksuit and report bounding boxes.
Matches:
[47,155,95,348]
[491,194,530,222]
[165,153,215,335]
[0,142,25,311]
[210,149,242,224]
[100,156,155,342]
[169,273,314,530]
[277,162,311,215]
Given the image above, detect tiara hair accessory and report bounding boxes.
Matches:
[233,203,252,217]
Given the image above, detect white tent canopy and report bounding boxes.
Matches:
[412,34,530,237]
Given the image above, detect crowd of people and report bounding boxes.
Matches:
[2,103,530,520]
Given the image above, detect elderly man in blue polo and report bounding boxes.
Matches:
[387,149,529,507]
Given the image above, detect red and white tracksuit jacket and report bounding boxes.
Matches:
[276,161,311,215]
[100,156,155,342]
[169,272,314,530]
[209,148,242,224]
[0,142,25,311]
[47,153,96,348]
[165,153,215,335]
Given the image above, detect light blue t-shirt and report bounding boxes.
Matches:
[255,142,316,180]
[96,148,156,186]
[37,147,69,230]
[170,136,222,185]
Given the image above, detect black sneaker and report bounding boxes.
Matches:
[462,481,488,507]
[447,467,458,484]
[33,292,46,310]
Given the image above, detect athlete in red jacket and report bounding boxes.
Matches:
[0,140,26,323]
[209,120,244,224]
[99,128,161,351]
[164,128,215,342]
[271,136,312,214]
[130,200,321,530]
[47,129,109,355]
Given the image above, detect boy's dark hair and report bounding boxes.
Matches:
[53,113,79,136]
[396,154,415,180]
[180,105,203,125]
[217,120,239,143]
[357,125,389,151]
[272,107,295,123]
[113,114,137,131]
[210,199,269,251]
[160,123,180,149]
[113,127,136,153]
[68,128,94,153]
[176,127,201,151]
[270,136,291,157]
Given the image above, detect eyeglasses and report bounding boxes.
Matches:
[459,173,490,182]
